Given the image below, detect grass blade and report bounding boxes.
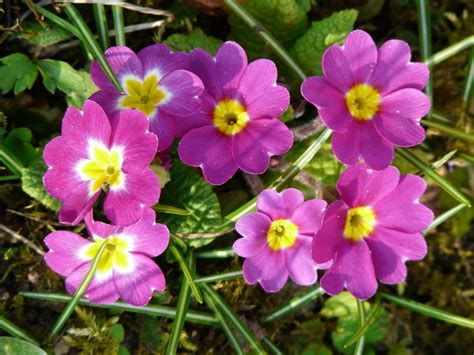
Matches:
[166,252,194,355]
[196,248,236,259]
[424,35,474,67]
[93,3,110,50]
[112,6,126,46]
[195,270,243,284]
[64,4,122,92]
[381,293,474,328]
[431,149,457,170]
[153,204,191,216]
[345,296,381,347]
[0,148,24,176]
[263,286,324,323]
[49,239,109,339]
[415,0,433,113]
[169,243,203,304]
[464,47,474,113]
[422,119,474,143]
[29,3,81,37]
[396,148,471,206]
[424,203,467,234]
[263,337,283,355]
[21,292,218,326]
[0,315,39,345]
[203,291,245,355]
[354,300,366,355]
[201,283,266,354]
[223,0,306,81]
[0,175,20,182]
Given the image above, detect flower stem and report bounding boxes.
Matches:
[112,5,126,46]
[93,3,110,51]
[354,300,366,355]
[424,35,474,67]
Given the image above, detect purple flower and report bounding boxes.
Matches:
[313,163,434,300]
[177,41,293,185]
[301,30,430,170]
[44,210,169,306]
[43,100,159,226]
[233,188,327,292]
[90,45,204,152]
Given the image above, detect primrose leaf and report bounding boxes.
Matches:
[0,337,47,355]
[164,29,223,55]
[2,128,37,166]
[158,160,222,248]
[21,155,60,211]
[0,53,38,95]
[290,9,358,75]
[228,0,309,59]
[37,59,98,108]
[12,20,72,47]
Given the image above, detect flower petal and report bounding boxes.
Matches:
[259,251,289,292]
[285,237,318,286]
[360,121,394,170]
[312,200,346,265]
[381,88,430,120]
[374,200,433,234]
[159,69,204,117]
[59,184,100,225]
[320,239,378,300]
[44,231,90,277]
[331,122,361,165]
[301,76,351,132]
[137,44,189,77]
[215,41,248,92]
[175,91,215,137]
[291,199,327,236]
[113,254,165,306]
[342,30,378,83]
[257,188,305,220]
[149,110,176,152]
[322,45,355,92]
[178,125,238,185]
[189,49,223,100]
[84,212,115,239]
[374,113,426,147]
[234,212,271,258]
[232,119,293,174]
[88,91,121,118]
[111,109,158,173]
[381,62,429,95]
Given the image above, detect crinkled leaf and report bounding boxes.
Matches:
[0,53,38,95]
[321,292,388,354]
[21,155,60,211]
[0,337,46,355]
[37,59,98,108]
[12,20,72,47]
[3,128,37,166]
[164,29,223,55]
[158,160,222,248]
[228,0,309,59]
[290,9,358,75]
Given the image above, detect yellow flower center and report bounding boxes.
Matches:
[344,206,376,241]
[119,73,167,116]
[266,219,299,251]
[345,84,381,121]
[81,235,132,276]
[77,141,124,195]
[213,99,249,136]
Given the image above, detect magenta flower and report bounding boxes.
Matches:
[301,30,430,170]
[177,41,293,185]
[44,210,169,306]
[313,163,434,300]
[233,188,327,292]
[43,100,159,226]
[90,45,204,151]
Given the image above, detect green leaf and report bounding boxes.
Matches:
[110,324,125,342]
[159,161,222,248]
[37,59,98,108]
[0,53,38,95]
[2,128,37,166]
[321,292,388,354]
[12,20,72,47]
[164,29,223,55]
[228,0,309,59]
[0,316,39,345]
[0,337,46,355]
[290,9,358,75]
[21,155,60,211]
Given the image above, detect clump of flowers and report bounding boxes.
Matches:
[233,188,326,292]
[178,41,293,185]
[90,45,204,151]
[301,30,430,170]
[312,163,434,300]
[45,210,169,306]
[43,100,160,226]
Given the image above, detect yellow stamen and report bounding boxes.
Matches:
[345,84,381,121]
[213,99,249,136]
[82,235,131,274]
[344,206,376,241]
[120,74,167,116]
[266,219,299,251]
